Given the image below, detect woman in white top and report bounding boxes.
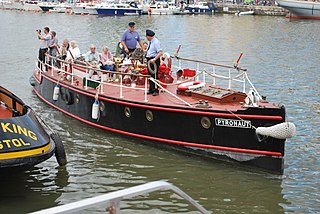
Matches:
[66,40,81,61]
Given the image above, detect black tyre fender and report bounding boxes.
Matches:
[64,91,74,105]
[50,133,67,166]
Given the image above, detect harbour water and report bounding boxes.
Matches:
[0,11,319,213]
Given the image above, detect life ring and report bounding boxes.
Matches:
[50,133,67,166]
[177,81,206,91]
[161,52,172,69]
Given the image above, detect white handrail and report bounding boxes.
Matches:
[29,181,210,214]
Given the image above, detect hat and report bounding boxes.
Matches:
[146,29,155,37]
[128,21,135,26]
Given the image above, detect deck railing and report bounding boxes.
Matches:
[29,181,210,214]
[174,56,262,100]
[38,54,262,105]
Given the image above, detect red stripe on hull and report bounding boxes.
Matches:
[33,87,283,157]
[40,73,283,121]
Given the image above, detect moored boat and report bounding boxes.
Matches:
[30,47,295,173]
[143,0,180,15]
[22,0,41,11]
[95,1,142,16]
[185,1,216,14]
[0,86,67,170]
[38,1,55,12]
[276,0,320,20]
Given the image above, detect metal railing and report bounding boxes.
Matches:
[29,181,210,214]
[39,57,194,105]
[39,54,262,105]
[174,56,262,100]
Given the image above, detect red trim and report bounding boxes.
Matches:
[39,73,283,121]
[33,88,283,157]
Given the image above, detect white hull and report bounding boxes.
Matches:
[23,2,41,11]
[148,8,179,15]
[276,0,320,19]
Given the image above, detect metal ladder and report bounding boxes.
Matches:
[30,180,210,214]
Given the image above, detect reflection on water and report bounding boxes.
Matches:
[0,165,69,213]
[0,11,319,213]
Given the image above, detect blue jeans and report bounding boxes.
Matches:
[100,64,114,71]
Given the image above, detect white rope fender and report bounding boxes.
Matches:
[256,122,296,139]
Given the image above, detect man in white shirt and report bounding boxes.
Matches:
[37,26,51,71]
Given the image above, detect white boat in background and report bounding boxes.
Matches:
[143,0,180,15]
[95,1,142,16]
[185,1,216,14]
[49,3,72,13]
[38,1,56,12]
[22,0,41,11]
[276,0,320,20]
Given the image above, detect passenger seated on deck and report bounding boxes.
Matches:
[85,44,101,78]
[66,40,81,62]
[100,46,115,71]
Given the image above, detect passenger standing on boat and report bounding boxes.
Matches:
[120,21,144,57]
[145,30,162,96]
[37,26,51,71]
[85,44,101,78]
[48,31,58,66]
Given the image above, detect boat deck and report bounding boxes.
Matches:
[38,67,278,112]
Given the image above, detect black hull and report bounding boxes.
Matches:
[0,86,55,170]
[32,73,286,173]
[0,142,55,170]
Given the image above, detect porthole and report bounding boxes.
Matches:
[201,117,211,129]
[146,110,153,122]
[124,107,131,118]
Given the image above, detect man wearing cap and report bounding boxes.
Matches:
[121,21,144,56]
[145,29,162,96]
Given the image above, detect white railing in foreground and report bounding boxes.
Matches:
[29,181,210,214]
